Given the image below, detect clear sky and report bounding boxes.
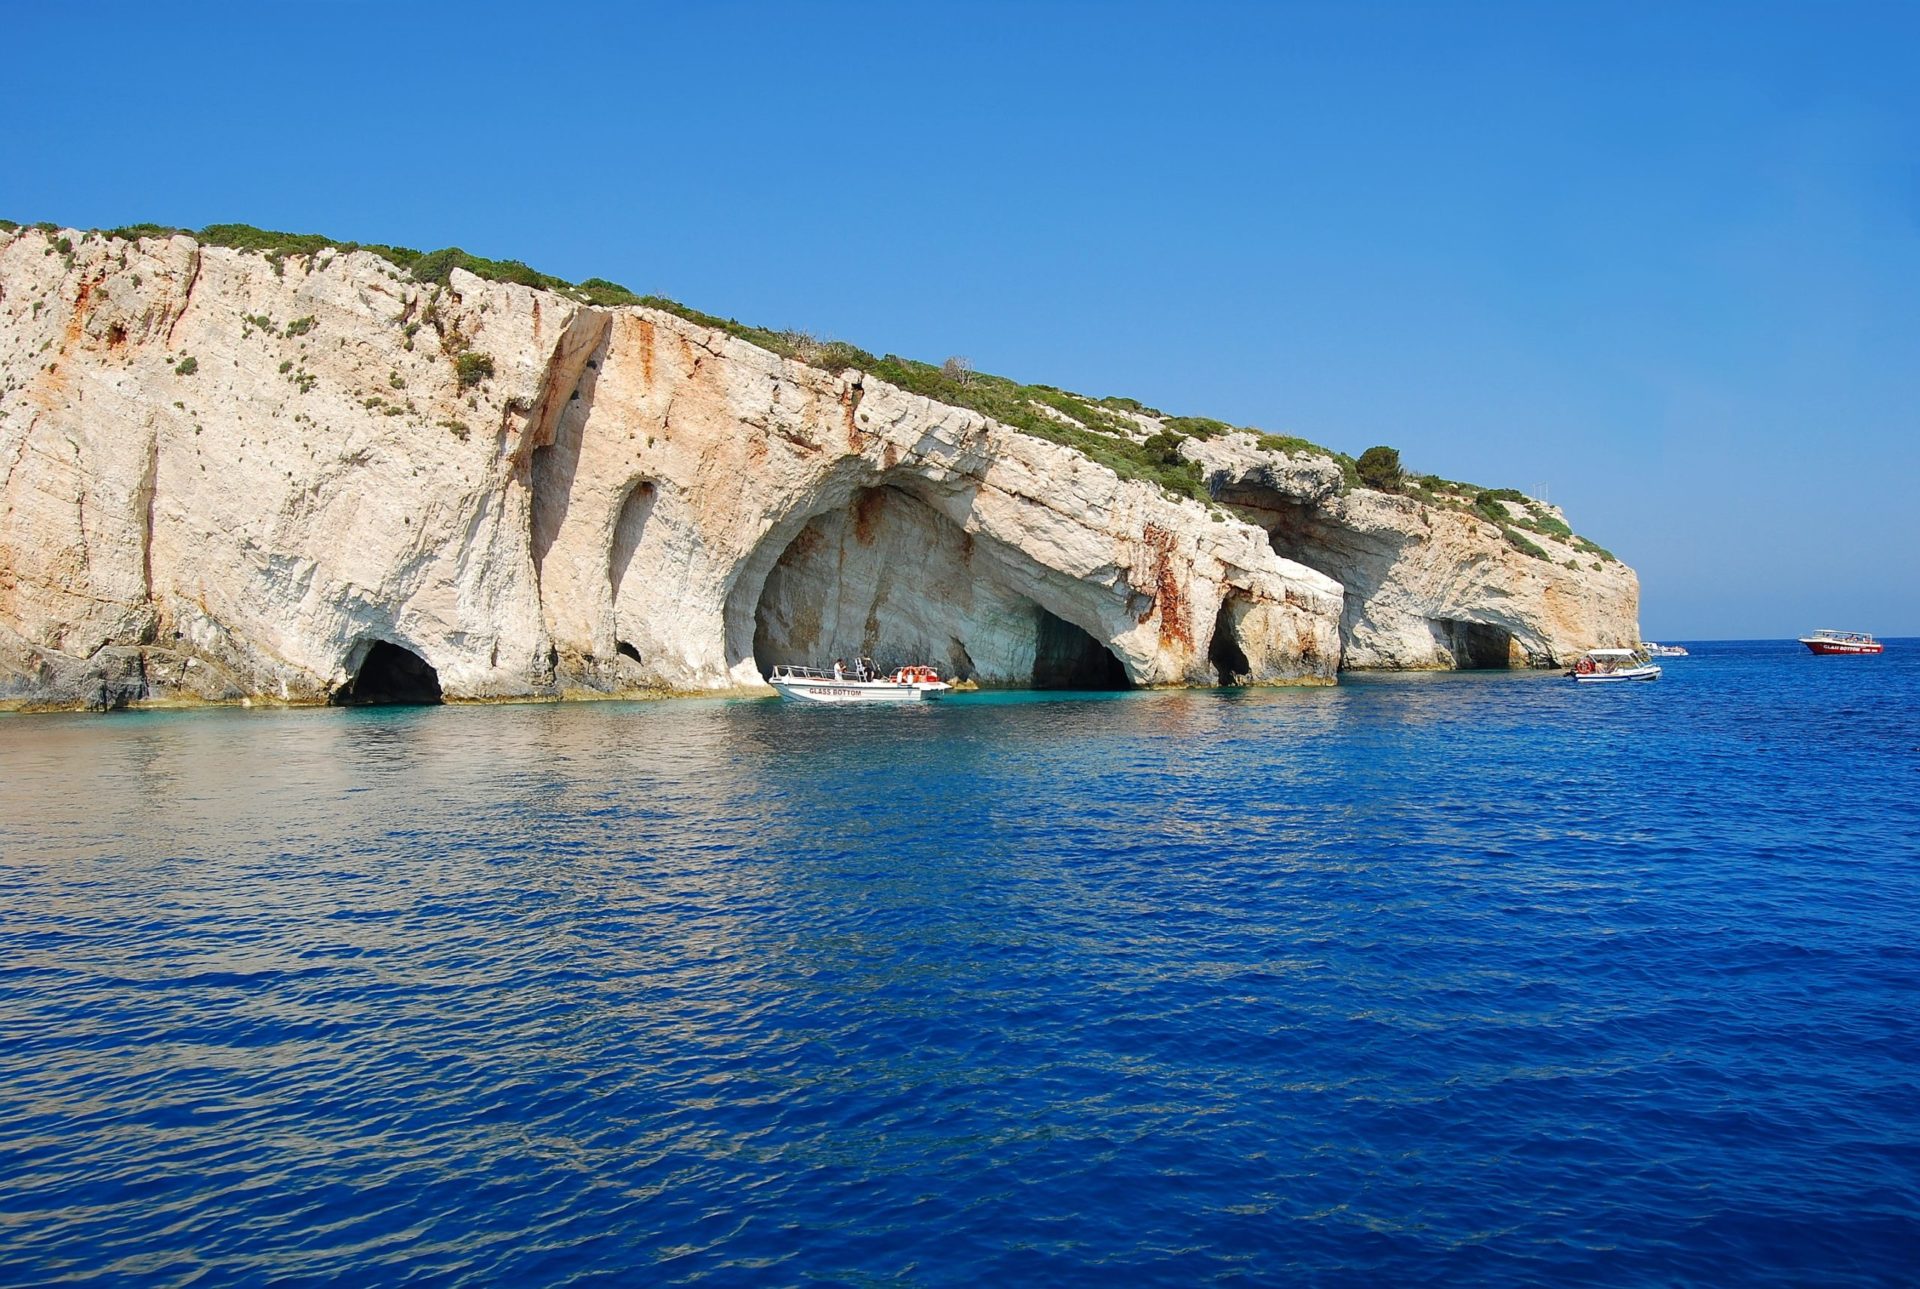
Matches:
[5,2,1915,638]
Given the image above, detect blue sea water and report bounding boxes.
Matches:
[2,640,1917,1285]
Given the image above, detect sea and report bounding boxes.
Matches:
[3,640,1917,1285]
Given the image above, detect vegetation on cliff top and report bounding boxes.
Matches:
[5,218,1605,555]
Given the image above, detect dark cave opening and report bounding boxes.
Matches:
[1208,601,1253,685]
[331,641,444,706]
[1031,609,1131,690]
[1433,619,1514,670]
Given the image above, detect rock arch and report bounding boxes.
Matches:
[331,640,442,706]
[736,476,1147,687]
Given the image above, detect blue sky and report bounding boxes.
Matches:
[6,2,1915,638]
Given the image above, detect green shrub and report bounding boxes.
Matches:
[284,315,316,337]
[0,219,19,233]
[1473,490,1510,522]
[1161,416,1235,439]
[108,222,186,242]
[359,243,423,271]
[454,351,494,388]
[1527,508,1572,540]
[1356,445,1403,491]
[198,223,335,259]
[1501,526,1549,559]
[1142,429,1187,467]
[577,277,643,306]
[174,356,198,376]
[1255,432,1337,459]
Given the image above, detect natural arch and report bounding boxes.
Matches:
[331,641,443,706]
[1032,609,1131,689]
[745,482,1136,688]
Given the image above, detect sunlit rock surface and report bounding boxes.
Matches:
[0,226,1633,709]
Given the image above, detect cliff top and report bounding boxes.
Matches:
[0,217,1615,568]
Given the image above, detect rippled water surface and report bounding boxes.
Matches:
[4,641,1918,1285]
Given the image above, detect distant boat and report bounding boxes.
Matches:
[1570,648,1661,683]
[1799,630,1883,656]
[769,661,952,703]
[1641,642,1690,658]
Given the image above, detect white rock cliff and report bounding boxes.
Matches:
[0,226,1636,709]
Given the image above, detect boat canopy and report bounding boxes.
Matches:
[1585,648,1641,658]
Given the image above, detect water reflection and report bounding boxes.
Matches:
[3,654,1919,1283]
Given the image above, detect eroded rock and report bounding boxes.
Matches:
[0,226,1632,710]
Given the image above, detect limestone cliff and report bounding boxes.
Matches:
[0,225,1635,709]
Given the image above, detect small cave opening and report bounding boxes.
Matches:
[616,640,642,664]
[1433,619,1515,670]
[331,641,443,706]
[1208,601,1253,685]
[1031,609,1131,690]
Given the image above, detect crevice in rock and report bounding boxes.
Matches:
[331,641,442,706]
[163,244,201,347]
[1209,598,1253,685]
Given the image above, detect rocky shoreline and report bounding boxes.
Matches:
[0,225,1638,710]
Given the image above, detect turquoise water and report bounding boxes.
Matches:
[3,641,1917,1284]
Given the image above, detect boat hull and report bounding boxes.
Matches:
[1572,664,1661,683]
[770,678,948,703]
[1801,641,1883,655]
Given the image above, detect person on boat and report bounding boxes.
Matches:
[833,658,846,680]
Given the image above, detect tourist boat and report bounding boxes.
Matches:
[768,661,952,703]
[1641,642,1690,658]
[1570,648,1661,683]
[1798,629,1883,656]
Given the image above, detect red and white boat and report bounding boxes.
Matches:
[1799,629,1883,656]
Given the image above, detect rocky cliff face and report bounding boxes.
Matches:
[0,226,1635,709]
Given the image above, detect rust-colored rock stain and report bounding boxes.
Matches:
[1139,523,1191,649]
[853,489,885,545]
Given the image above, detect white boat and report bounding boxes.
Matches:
[1641,642,1690,658]
[1570,648,1661,683]
[768,662,952,704]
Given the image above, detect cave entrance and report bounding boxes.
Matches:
[745,485,1137,689]
[331,641,444,706]
[1208,600,1253,686]
[1032,609,1130,690]
[1432,619,1514,670]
